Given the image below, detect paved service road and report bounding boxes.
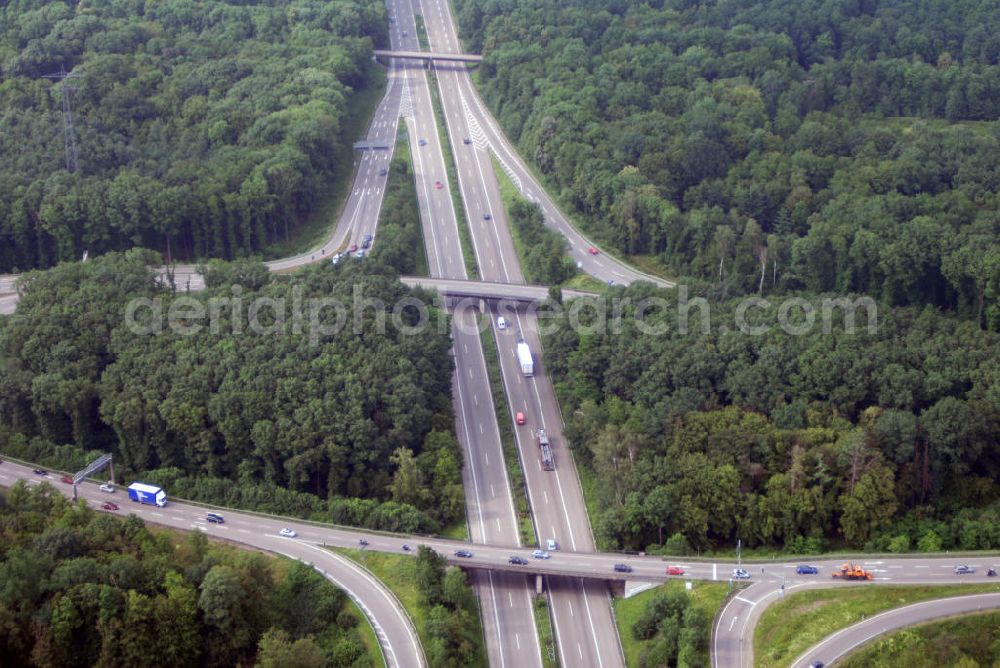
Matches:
[790,593,1000,668]
[0,460,424,668]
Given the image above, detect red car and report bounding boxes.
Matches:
[515,411,526,425]
[667,566,685,576]
[434,180,444,189]
[102,502,119,511]
[588,246,599,255]
[349,243,358,253]
[61,475,74,484]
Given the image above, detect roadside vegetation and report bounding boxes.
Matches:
[492,156,578,286]
[372,126,429,275]
[0,480,379,667]
[614,581,728,667]
[754,584,1000,668]
[338,546,487,668]
[0,252,467,536]
[455,0,1000,329]
[840,610,1000,668]
[541,283,1000,555]
[0,0,389,273]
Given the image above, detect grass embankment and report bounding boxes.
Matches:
[840,610,1000,667]
[614,580,730,667]
[264,61,386,260]
[754,583,1000,668]
[336,548,488,668]
[478,315,536,546]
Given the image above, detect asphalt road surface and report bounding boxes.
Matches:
[415,0,628,663]
[388,2,543,665]
[790,592,1000,667]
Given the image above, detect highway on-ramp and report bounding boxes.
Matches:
[790,592,1000,667]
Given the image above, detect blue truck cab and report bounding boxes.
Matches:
[127,482,167,507]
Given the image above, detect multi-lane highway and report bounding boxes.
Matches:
[386,2,544,665]
[416,0,627,664]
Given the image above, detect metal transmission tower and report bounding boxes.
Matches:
[42,68,81,173]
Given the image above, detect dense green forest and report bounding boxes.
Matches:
[0,480,377,667]
[0,0,387,272]
[456,0,1000,328]
[542,284,1000,552]
[0,251,466,534]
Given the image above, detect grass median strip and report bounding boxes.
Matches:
[534,595,559,668]
[754,583,1000,668]
[372,125,429,276]
[426,67,479,278]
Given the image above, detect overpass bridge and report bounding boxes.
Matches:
[373,49,483,63]
[399,276,595,303]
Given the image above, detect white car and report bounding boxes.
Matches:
[279,528,297,538]
[532,549,550,559]
[99,483,115,493]
[732,568,751,579]
[546,538,558,551]
[497,316,507,329]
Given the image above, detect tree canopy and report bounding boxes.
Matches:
[541,284,1000,551]
[456,0,1000,328]
[0,252,465,533]
[0,480,376,667]
[0,0,388,272]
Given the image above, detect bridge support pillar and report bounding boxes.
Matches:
[535,574,544,594]
[479,298,486,313]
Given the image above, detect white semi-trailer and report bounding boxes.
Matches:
[516,341,534,376]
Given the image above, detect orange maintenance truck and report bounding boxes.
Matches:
[832,563,873,580]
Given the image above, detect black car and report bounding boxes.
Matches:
[206,513,225,524]
[613,563,632,573]
[32,468,47,476]
[509,556,528,565]
[463,137,471,145]
[483,213,492,220]
[379,167,388,176]
[454,550,473,558]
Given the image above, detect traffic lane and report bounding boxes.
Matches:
[0,294,15,316]
[476,570,544,668]
[790,592,1000,668]
[451,309,521,546]
[4,465,1000,584]
[433,66,524,285]
[494,309,597,552]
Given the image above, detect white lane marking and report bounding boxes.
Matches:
[490,484,495,497]
[509,591,514,607]
[478,423,484,434]
[473,394,479,406]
